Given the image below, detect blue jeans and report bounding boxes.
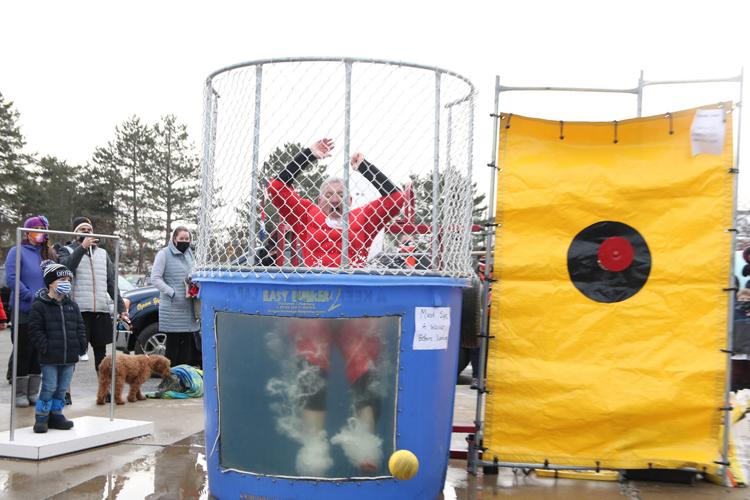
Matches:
[39,364,75,402]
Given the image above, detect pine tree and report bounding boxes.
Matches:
[78,157,120,239]
[151,115,200,245]
[407,171,487,254]
[92,116,156,272]
[257,142,328,238]
[0,92,36,244]
[224,143,329,263]
[34,156,80,232]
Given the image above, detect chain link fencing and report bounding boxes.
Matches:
[195,58,475,279]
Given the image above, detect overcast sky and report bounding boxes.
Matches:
[2,0,749,205]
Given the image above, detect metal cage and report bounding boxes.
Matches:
[195,58,476,279]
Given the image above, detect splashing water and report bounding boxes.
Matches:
[331,417,383,470]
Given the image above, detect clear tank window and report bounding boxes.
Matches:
[216,312,400,478]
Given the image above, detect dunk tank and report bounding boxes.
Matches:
[193,58,476,499]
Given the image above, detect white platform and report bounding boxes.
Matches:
[0,416,153,460]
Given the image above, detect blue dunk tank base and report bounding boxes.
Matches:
[196,273,467,500]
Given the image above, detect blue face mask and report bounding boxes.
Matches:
[55,281,72,296]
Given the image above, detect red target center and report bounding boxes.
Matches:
[597,237,634,272]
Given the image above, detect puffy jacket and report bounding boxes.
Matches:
[59,241,125,314]
[28,289,88,365]
[4,243,46,315]
[151,241,199,333]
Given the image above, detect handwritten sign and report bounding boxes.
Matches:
[690,108,725,156]
[413,307,450,350]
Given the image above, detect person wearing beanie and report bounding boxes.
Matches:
[58,217,127,371]
[28,261,87,433]
[3,215,56,407]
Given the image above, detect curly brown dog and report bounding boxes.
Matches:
[96,354,171,405]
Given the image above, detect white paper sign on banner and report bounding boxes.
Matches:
[690,108,726,156]
[413,307,450,350]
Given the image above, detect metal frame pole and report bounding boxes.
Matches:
[8,228,122,436]
[341,60,353,268]
[475,72,744,475]
[109,238,120,421]
[637,70,644,117]
[9,229,21,441]
[721,69,744,486]
[443,104,454,264]
[470,75,502,475]
[468,98,475,168]
[248,65,263,266]
[431,71,442,269]
[198,87,217,273]
[466,96,476,269]
[497,84,638,95]
[446,107,453,169]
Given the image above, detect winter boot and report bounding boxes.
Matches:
[14,376,29,408]
[34,399,52,433]
[48,399,74,430]
[27,374,42,405]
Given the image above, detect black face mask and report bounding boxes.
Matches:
[175,241,190,253]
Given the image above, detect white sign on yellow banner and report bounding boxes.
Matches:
[484,105,734,470]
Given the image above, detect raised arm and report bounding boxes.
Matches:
[276,138,333,185]
[351,153,405,233]
[267,139,333,233]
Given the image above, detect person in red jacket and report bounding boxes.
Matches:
[267,139,404,268]
[0,295,7,330]
[267,138,404,476]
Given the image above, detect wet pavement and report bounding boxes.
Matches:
[7,426,748,499]
[1,335,748,499]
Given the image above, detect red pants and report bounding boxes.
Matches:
[291,317,384,383]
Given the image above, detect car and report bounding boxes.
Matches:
[124,274,151,287]
[118,275,136,293]
[121,283,165,356]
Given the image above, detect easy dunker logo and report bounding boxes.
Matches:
[262,288,342,314]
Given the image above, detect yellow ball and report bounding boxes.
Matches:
[388,449,419,480]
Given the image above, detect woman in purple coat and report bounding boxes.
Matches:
[4,215,57,407]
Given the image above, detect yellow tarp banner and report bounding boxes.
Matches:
[485,106,734,469]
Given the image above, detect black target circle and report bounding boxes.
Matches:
[567,221,651,303]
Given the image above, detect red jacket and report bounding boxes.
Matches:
[268,179,404,267]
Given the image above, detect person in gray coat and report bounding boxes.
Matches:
[150,226,201,367]
[58,217,128,372]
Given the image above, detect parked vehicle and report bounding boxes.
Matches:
[124,274,151,287]
[118,276,136,293]
[120,284,165,356]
